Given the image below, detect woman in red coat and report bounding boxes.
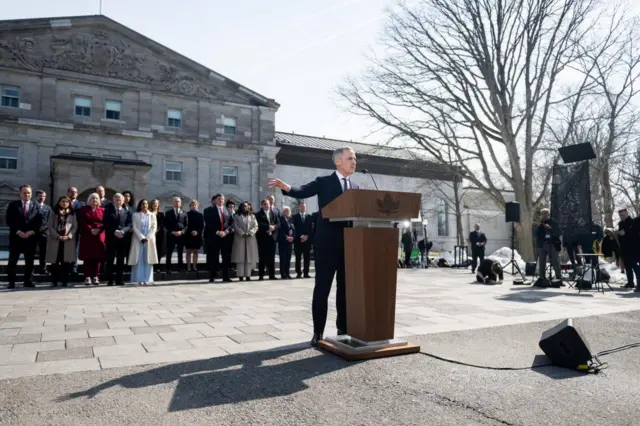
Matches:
[78,192,106,285]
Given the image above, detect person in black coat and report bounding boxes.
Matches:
[6,184,43,288]
[476,258,503,284]
[224,199,237,272]
[293,201,313,278]
[164,197,188,274]
[203,194,234,282]
[278,207,296,279]
[469,223,487,273]
[34,190,51,274]
[617,208,640,290]
[121,190,135,263]
[401,228,414,268]
[185,200,204,272]
[103,193,132,286]
[255,198,280,280]
[269,146,359,347]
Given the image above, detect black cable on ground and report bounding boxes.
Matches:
[418,341,640,373]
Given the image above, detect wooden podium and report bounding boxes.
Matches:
[317,189,422,360]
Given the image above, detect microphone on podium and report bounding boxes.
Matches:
[360,169,379,190]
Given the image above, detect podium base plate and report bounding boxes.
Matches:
[318,335,420,361]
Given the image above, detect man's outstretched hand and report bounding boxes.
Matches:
[268,179,291,192]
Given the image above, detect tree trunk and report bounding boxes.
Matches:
[601,162,615,228]
[515,198,535,260]
[452,178,465,246]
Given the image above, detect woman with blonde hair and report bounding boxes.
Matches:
[46,196,77,287]
[77,192,105,285]
[185,199,204,272]
[149,199,166,264]
[128,199,158,285]
[231,201,259,281]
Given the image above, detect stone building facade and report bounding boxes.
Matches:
[0,15,279,229]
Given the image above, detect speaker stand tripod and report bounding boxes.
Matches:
[503,221,527,283]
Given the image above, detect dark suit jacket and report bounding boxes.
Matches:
[282,172,359,250]
[37,204,52,236]
[255,209,280,241]
[292,212,313,245]
[279,215,296,242]
[469,230,487,251]
[401,231,413,252]
[6,200,42,244]
[103,204,133,241]
[203,205,233,241]
[164,208,188,235]
[187,210,205,234]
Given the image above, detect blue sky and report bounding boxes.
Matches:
[0,0,395,142]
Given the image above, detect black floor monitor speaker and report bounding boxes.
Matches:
[505,201,520,223]
[539,319,592,369]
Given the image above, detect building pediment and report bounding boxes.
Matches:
[0,15,278,108]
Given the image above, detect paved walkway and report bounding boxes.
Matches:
[0,269,637,380]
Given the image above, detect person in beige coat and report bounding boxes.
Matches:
[46,196,77,287]
[128,199,158,285]
[231,201,259,281]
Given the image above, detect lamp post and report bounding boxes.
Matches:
[422,219,428,239]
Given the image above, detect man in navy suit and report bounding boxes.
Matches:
[6,185,43,289]
[34,190,51,274]
[203,194,234,283]
[165,197,188,274]
[103,193,133,286]
[255,198,280,280]
[469,223,487,273]
[269,147,358,347]
[278,206,296,279]
[293,201,313,278]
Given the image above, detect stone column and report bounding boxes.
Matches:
[138,91,152,131]
[197,157,210,202]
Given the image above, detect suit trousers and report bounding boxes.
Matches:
[8,238,37,286]
[294,242,311,276]
[471,248,485,272]
[50,242,72,285]
[537,243,562,280]
[206,238,229,280]
[37,236,47,272]
[621,252,640,286]
[279,241,292,278]
[105,237,128,284]
[312,247,347,335]
[166,235,184,271]
[258,238,276,278]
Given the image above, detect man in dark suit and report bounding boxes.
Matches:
[255,198,279,280]
[34,190,51,274]
[293,201,313,278]
[224,199,236,273]
[103,193,132,286]
[164,196,188,274]
[469,223,487,273]
[67,187,84,273]
[6,185,43,289]
[97,185,110,208]
[617,208,640,290]
[267,195,281,218]
[203,194,234,283]
[269,146,358,347]
[278,206,296,279]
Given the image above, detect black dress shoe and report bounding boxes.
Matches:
[311,333,323,347]
[304,274,311,278]
[24,282,35,288]
[269,276,278,280]
[223,278,232,283]
[108,281,114,286]
[7,283,15,289]
[209,279,215,283]
[296,274,301,279]
[246,277,251,281]
[337,329,347,336]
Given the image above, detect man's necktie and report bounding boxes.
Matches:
[343,178,348,192]
[23,201,28,216]
[301,214,305,223]
[219,208,224,231]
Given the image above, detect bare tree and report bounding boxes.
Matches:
[613,142,640,217]
[339,0,600,259]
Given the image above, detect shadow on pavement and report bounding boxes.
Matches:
[497,288,595,303]
[55,343,356,411]
[529,354,589,380]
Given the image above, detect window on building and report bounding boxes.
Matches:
[165,161,182,182]
[222,166,238,185]
[437,199,449,237]
[223,117,237,135]
[167,109,182,128]
[1,87,20,108]
[105,100,121,120]
[74,97,92,117]
[0,147,18,170]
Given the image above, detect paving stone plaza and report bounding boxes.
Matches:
[0,269,637,381]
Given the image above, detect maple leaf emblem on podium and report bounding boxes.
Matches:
[377,194,400,214]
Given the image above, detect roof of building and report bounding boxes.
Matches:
[0,15,279,109]
[275,132,422,161]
